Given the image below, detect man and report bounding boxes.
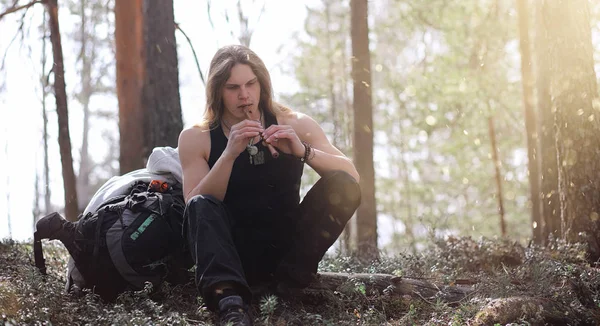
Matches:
[178,44,361,325]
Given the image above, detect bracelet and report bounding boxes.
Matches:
[300,141,314,162]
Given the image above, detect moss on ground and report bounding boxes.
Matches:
[1,237,599,325]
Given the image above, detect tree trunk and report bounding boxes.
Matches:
[472,296,592,326]
[516,0,541,244]
[488,117,506,237]
[33,170,41,229]
[76,0,93,210]
[46,0,79,222]
[41,11,52,214]
[141,0,183,159]
[544,0,600,262]
[252,272,473,305]
[535,0,560,243]
[236,0,251,47]
[115,0,145,174]
[350,0,378,260]
[324,0,352,254]
[4,139,11,238]
[325,1,339,149]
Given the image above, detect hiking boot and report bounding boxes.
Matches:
[218,295,253,326]
[35,212,77,247]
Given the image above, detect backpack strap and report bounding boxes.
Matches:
[33,231,47,275]
[105,194,163,289]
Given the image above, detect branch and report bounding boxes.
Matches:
[1,2,31,71]
[206,0,215,30]
[0,0,41,22]
[252,272,475,305]
[175,23,205,87]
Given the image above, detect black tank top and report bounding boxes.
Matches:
[207,110,304,228]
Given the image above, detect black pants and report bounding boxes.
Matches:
[184,170,361,309]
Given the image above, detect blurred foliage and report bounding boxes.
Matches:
[282,0,600,253]
[3,0,600,254]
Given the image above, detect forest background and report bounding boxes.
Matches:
[1,0,600,259]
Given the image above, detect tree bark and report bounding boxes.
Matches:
[76,0,93,210]
[472,296,591,326]
[4,140,12,238]
[516,0,541,244]
[269,272,474,305]
[46,0,79,222]
[351,0,378,261]
[141,0,183,159]
[544,0,600,262]
[324,0,352,254]
[535,0,560,243]
[115,0,145,174]
[488,117,506,237]
[41,11,52,215]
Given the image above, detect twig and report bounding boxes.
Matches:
[413,290,436,305]
[174,22,205,87]
[206,0,215,30]
[0,0,41,22]
[1,2,31,71]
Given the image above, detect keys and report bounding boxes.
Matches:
[247,144,257,164]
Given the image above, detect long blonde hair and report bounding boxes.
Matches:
[202,45,289,129]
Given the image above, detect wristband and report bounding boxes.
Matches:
[300,141,314,162]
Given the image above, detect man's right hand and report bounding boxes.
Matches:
[222,119,264,160]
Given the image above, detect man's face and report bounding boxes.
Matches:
[222,63,261,120]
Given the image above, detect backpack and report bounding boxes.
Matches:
[34,180,192,301]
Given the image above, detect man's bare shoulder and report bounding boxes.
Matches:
[277,107,314,126]
[179,124,211,156]
[180,123,210,140]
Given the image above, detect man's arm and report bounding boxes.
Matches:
[288,112,360,182]
[178,127,235,203]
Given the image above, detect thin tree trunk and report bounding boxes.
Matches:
[340,28,353,154]
[325,0,351,254]
[236,0,251,47]
[325,1,339,148]
[142,0,183,158]
[341,38,356,252]
[77,0,93,210]
[535,0,560,243]
[488,116,506,237]
[4,135,11,238]
[351,0,378,260]
[516,0,541,244]
[46,0,79,222]
[115,0,145,174]
[33,169,41,230]
[399,146,416,253]
[41,10,51,214]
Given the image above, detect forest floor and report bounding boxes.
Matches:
[1,236,599,325]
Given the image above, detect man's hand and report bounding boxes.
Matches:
[223,120,264,159]
[262,124,305,158]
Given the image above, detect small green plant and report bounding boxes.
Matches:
[259,294,278,325]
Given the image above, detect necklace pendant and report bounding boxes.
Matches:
[247,145,258,156]
[253,150,265,165]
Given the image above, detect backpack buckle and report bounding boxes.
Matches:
[149,180,169,193]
